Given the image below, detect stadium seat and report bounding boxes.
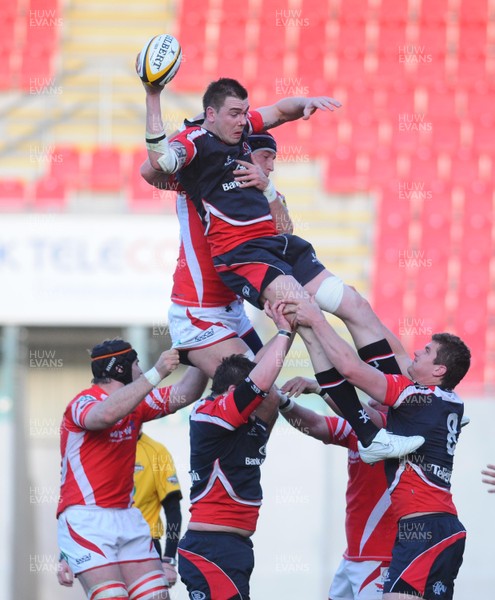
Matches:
[19,44,55,92]
[48,146,84,189]
[458,0,491,25]
[127,148,177,213]
[0,179,28,211]
[88,147,124,192]
[416,0,451,26]
[349,117,380,152]
[424,84,459,119]
[33,175,67,211]
[376,0,410,24]
[427,118,462,153]
[367,147,400,188]
[447,150,482,187]
[323,146,366,193]
[174,1,210,91]
[337,0,371,23]
[0,45,14,90]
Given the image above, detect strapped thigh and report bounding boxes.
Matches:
[86,580,128,600]
[128,570,169,600]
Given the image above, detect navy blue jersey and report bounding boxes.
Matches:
[383,374,463,517]
[188,378,270,531]
[173,110,277,257]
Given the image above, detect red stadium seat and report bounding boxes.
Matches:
[447,150,482,188]
[0,45,15,90]
[376,0,410,24]
[424,85,459,119]
[403,148,441,183]
[417,0,451,26]
[367,147,400,188]
[48,146,84,189]
[174,1,210,91]
[33,175,67,211]
[458,0,491,25]
[323,146,366,193]
[0,179,28,211]
[88,147,124,192]
[337,0,371,23]
[426,118,462,153]
[19,44,55,92]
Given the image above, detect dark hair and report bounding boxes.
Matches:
[211,354,256,395]
[202,78,248,113]
[432,333,471,390]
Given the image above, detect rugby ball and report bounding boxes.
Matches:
[137,34,182,86]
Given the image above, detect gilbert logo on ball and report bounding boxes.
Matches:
[137,34,182,86]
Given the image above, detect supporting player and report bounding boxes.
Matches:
[57,339,207,600]
[139,76,424,461]
[177,301,293,599]
[291,297,470,600]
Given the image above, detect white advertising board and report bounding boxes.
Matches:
[0,214,180,325]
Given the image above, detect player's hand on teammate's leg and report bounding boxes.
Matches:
[155,348,180,379]
[264,300,293,333]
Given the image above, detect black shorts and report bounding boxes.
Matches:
[383,512,466,600]
[213,234,326,308]
[178,530,254,600]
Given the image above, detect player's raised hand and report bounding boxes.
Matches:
[481,464,495,492]
[155,348,180,379]
[265,300,292,333]
[281,376,321,398]
[233,160,269,190]
[294,296,326,327]
[302,96,342,119]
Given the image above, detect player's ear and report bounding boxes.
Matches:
[432,363,447,379]
[205,106,216,122]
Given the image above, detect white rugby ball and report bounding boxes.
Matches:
[137,34,182,86]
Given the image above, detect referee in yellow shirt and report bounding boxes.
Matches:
[134,430,183,586]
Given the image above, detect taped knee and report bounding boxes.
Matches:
[87,580,128,600]
[128,570,169,600]
[314,276,344,314]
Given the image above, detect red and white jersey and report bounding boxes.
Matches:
[57,384,172,517]
[171,191,237,307]
[325,416,396,562]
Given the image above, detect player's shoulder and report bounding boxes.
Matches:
[71,385,103,405]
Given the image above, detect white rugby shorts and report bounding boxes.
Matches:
[168,299,254,350]
[329,558,390,600]
[58,506,158,574]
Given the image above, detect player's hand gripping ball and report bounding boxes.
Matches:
[136,34,182,86]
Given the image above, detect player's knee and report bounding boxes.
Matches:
[128,570,169,600]
[86,580,129,600]
[314,275,345,314]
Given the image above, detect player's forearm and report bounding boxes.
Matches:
[250,333,292,392]
[281,401,329,442]
[297,324,334,373]
[167,367,208,413]
[162,493,182,558]
[270,97,308,125]
[84,376,155,430]
[144,93,181,173]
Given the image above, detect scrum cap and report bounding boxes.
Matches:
[90,339,137,385]
[248,131,277,154]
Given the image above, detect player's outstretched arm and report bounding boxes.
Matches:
[279,398,331,442]
[248,301,293,392]
[295,298,388,403]
[84,350,180,430]
[167,366,209,413]
[140,81,187,174]
[257,96,341,129]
